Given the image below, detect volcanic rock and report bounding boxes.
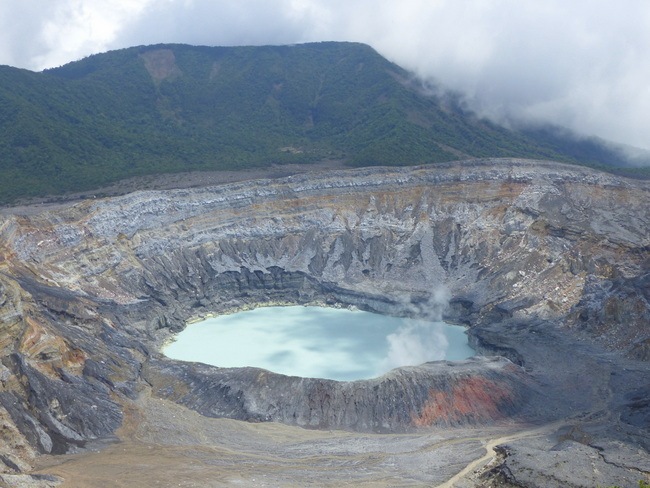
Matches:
[0,159,648,486]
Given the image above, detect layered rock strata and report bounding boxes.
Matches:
[0,159,648,485]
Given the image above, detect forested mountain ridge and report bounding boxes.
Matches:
[0,41,644,203]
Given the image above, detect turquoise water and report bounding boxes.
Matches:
[163,306,474,381]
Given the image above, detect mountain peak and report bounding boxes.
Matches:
[0,42,645,204]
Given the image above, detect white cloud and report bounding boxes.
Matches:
[33,0,154,69]
[114,0,317,51]
[1,0,649,151]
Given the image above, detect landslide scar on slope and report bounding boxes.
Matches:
[140,49,182,83]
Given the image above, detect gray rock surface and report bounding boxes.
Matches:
[0,158,648,486]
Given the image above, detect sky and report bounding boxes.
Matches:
[1,0,649,152]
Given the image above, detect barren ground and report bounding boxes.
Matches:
[34,391,539,487]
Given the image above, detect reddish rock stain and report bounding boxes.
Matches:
[412,376,515,427]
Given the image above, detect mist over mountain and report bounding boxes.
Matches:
[0,37,649,487]
[0,41,646,203]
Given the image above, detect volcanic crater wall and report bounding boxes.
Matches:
[0,159,648,465]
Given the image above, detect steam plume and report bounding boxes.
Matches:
[380,286,453,372]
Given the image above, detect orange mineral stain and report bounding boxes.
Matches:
[412,376,515,427]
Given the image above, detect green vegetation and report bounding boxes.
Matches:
[602,481,650,488]
[0,42,647,204]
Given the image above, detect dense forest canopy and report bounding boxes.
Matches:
[0,42,646,203]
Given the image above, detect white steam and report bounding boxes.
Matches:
[381,320,450,372]
[380,286,454,372]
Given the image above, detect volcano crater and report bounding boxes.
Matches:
[1,159,649,485]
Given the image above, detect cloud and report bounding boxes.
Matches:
[0,1,153,69]
[0,1,56,69]
[316,0,650,151]
[1,0,649,151]
[115,0,313,49]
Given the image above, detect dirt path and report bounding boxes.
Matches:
[437,355,624,488]
[436,420,568,488]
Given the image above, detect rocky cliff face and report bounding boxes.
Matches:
[0,159,648,485]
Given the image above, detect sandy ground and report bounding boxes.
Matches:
[33,390,535,488]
